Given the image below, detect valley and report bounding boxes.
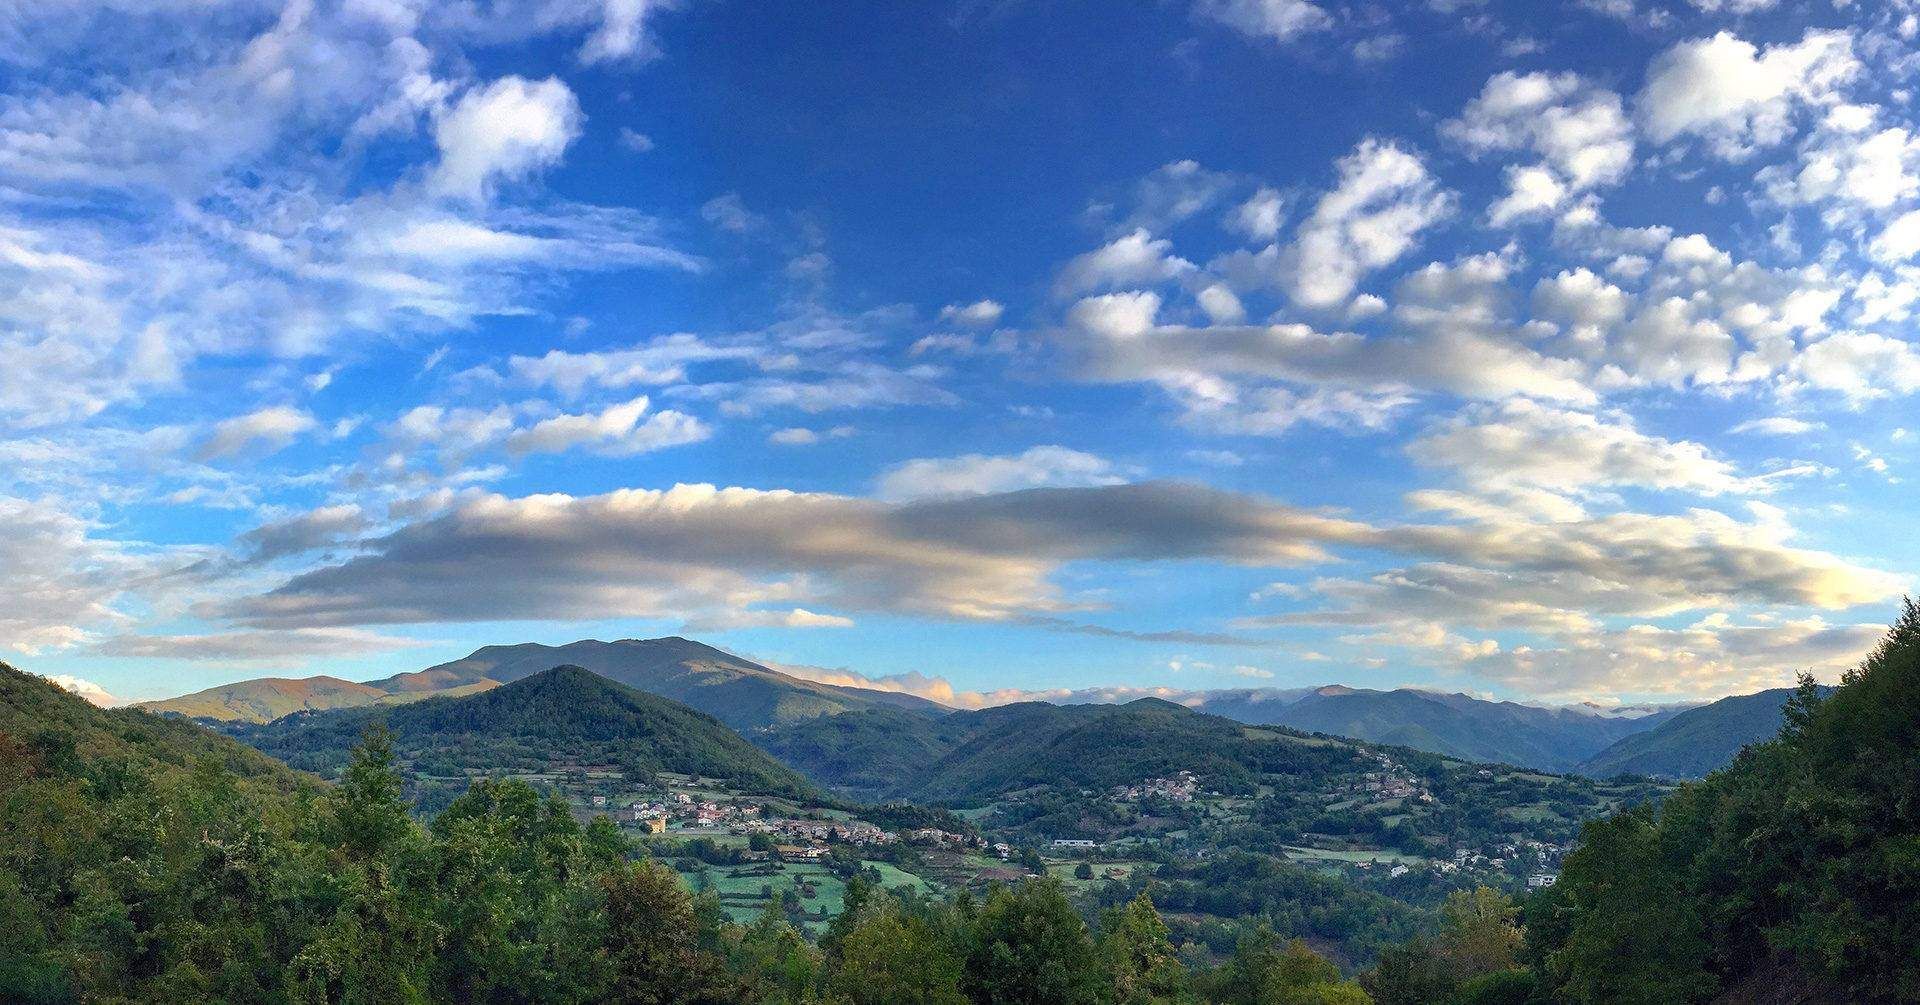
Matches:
[179,643,1672,962]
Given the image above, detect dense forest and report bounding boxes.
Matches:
[9,601,1920,1001]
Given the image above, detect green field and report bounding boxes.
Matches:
[1283,845,1429,866]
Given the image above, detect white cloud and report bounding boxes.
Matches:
[939,299,1005,327]
[1445,71,1634,222]
[1227,139,1454,309]
[701,192,764,233]
[1731,416,1822,436]
[430,76,583,202]
[0,496,164,656]
[876,446,1128,501]
[768,425,854,446]
[1055,230,1195,297]
[1229,187,1286,241]
[1637,30,1859,156]
[580,0,674,64]
[1193,0,1332,42]
[503,395,710,456]
[198,407,318,460]
[618,126,655,152]
[1409,400,1765,497]
[45,674,119,707]
[1459,616,1883,700]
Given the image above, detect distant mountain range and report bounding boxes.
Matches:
[141,637,944,732]
[233,665,815,797]
[1191,685,1689,773]
[143,636,1801,780]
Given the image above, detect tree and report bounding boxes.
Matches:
[829,901,966,1005]
[962,880,1103,1005]
[1075,862,1094,880]
[600,861,740,1005]
[1096,890,1191,1004]
[1539,808,1714,1004]
[325,725,411,861]
[1431,887,1521,982]
[1214,930,1371,1005]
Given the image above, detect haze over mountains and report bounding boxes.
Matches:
[142,636,1800,780]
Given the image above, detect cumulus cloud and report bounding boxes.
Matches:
[939,300,1005,327]
[430,76,583,203]
[1055,230,1195,297]
[1636,30,1859,157]
[876,446,1128,501]
[1408,400,1766,496]
[1239,139,1454,309]
[1445,71,1634,222]
[44,674,119,707]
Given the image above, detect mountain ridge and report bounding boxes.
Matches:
[233,663,816,797]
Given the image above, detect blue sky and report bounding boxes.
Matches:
[6,0,1920,708]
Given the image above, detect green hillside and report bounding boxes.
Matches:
[1573,685,1826,779]
[894,698,1365,804]
[234,664,814,797]
[751,703,979,798]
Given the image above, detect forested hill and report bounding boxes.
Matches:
[234,664,815,798]
[0,661,314,803]
[1514,604,1920,1002]
[1572,685,1831,779]
[903,698,1360,804]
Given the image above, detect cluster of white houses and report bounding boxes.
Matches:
[1109,771,1201,803]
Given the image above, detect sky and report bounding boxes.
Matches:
[6,0,1920,709]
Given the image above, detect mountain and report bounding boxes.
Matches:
[1574,685,1828,779]
[145,637,947,731]
[904,698,1290,803]
[1035,684,1694,772]
[137,675,500,723]
[1242,686,1684,772]
[234,665,815,797]
[764,697,1387,805]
